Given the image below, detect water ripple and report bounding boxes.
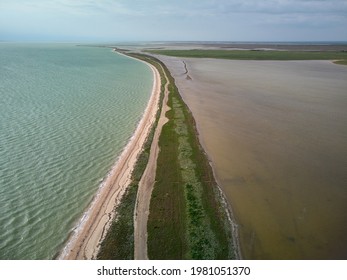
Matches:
[0,44,153,259]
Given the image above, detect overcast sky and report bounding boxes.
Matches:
[1,0,346,42]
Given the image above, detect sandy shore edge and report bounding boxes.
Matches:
[58,50,161,259]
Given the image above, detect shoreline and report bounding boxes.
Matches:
[58,51,161,259]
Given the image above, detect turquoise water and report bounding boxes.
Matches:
[0,43,153,259]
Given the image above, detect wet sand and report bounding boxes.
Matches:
[156,55,347,259]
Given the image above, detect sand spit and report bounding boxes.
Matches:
[58,52,161,259]
[133,64,170,260]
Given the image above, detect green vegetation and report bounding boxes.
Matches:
[334,60,347,65]
[97,183,137,259]
[147,49,347,61]
[147,56,235,259]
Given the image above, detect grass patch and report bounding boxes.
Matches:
[333,60,347,66]
[147,56,235,259]
[147,49,347,61]
[97,184,137,259]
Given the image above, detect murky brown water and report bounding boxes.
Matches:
[158,56,347,259]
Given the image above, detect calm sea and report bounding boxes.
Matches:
[0,43,153,259]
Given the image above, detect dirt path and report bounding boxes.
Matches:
[134,65,170,260]
[59,56,161,260]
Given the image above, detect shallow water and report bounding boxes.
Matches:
[0,44,152,259]
[160,56,347,259]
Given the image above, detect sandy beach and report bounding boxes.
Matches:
[58,53,161,260]
[154,54,347,259]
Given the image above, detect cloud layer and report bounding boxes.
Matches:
[1,0,346,41]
